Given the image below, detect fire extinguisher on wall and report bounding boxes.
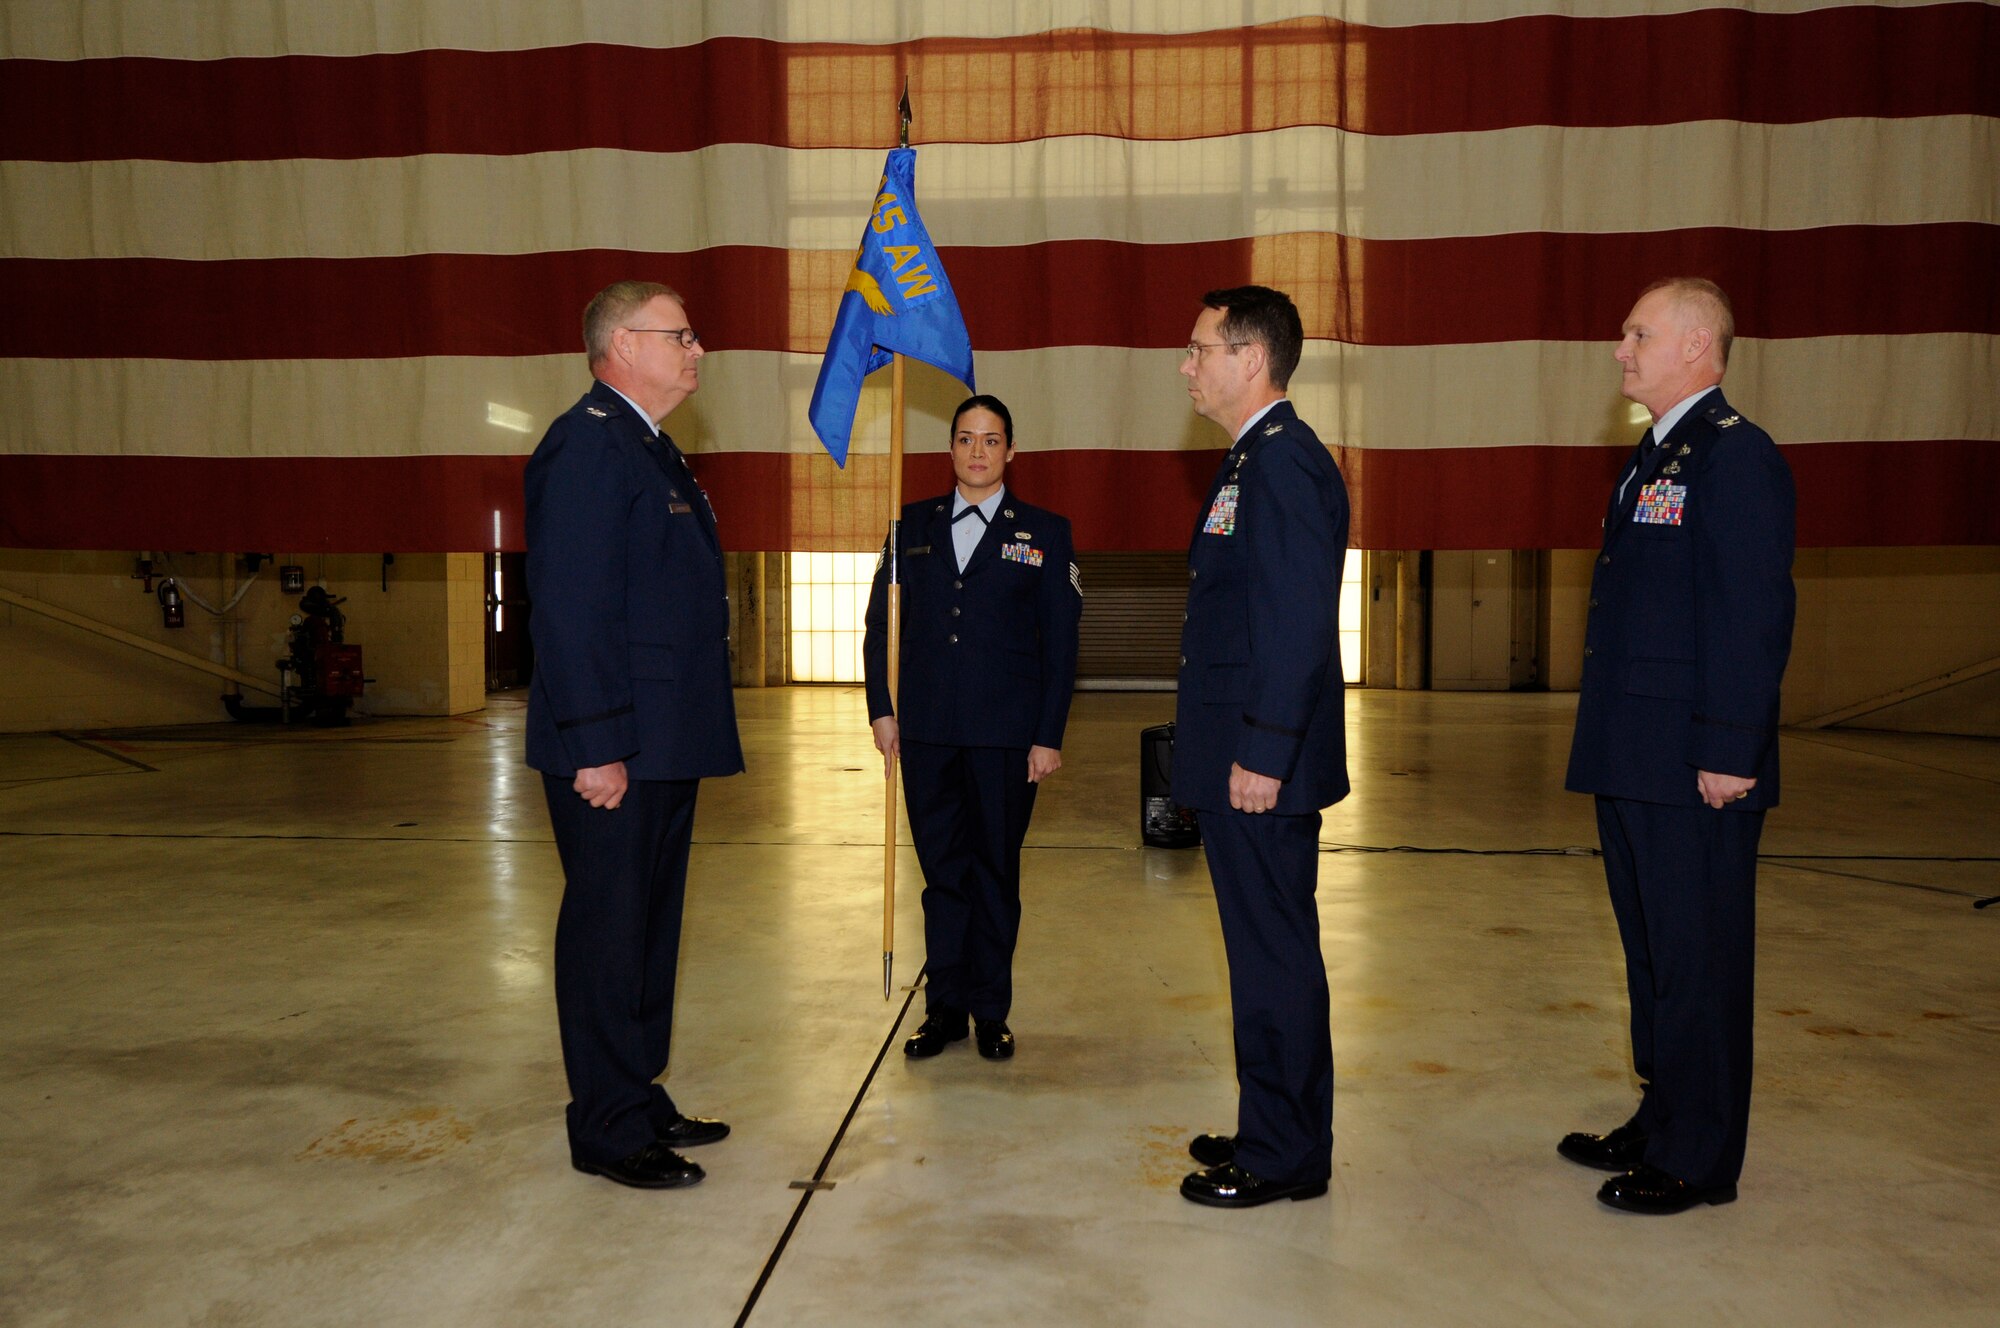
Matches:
[157,578,185,628]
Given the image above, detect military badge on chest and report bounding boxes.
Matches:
[1203,483,1240,536]
[1633,481,1688,525]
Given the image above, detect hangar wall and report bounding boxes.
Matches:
[5,545,1997,738]
[0,551,485,732]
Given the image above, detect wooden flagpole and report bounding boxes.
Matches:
[882,80,913,1000]
[884,353,904,1000]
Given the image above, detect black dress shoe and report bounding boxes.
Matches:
[1180,1162,1328,1209]
[1557,1119,1649,1171]
[572,1141,705,1190]
[974,1018,1015,1060]
[655,1114,730,1148]
[1597,1163,1736,1214]
[904,1009,968,1058]
[1188,1133,1236,1167]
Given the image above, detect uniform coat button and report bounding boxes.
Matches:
[954,579,964,590]
[1589,597,1600,608]
[950,606,960,617]
[1189,569,1199,580]
[1583,646,1594,657]
[1598,554,1611,565]
[949,633,959,644]
[1179,655,1187,666]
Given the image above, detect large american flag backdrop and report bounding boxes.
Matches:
[1,2,1993,555]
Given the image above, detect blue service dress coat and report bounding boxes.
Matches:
[1565,392,1795,808]
[863,491,1081,750]
[525,380,743,783]
[1563,390,1796,1191]
[1174,400,1350,813]
[861,489,1082,1022]
[1172,399,1350,1186]
[523,378,744,1168]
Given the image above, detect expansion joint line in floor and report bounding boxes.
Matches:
[734,969,925,1327]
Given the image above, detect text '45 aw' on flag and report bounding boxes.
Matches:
[807,147,975,468]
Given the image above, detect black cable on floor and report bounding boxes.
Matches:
[734,971,924,1327]
[1317,842,1998,909]
[1319,842,1599,856]
[1318,842,2000,866]
[53,731,158,772]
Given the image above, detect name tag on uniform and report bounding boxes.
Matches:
[1633,482,1687,525]
[903,544,932,556]
[667,501,693,514]
[1203,483,1240,536]
[1001,542,1044,567]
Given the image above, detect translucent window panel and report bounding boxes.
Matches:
[789,551,876,683]
[1338,548,1362,632]
[1339,547,1365,685]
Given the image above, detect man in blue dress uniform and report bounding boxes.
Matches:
[1172,286,1350,1208]
[525,281,745,1189]
[864,395,1083,1062]
[1562,277,1796,1214]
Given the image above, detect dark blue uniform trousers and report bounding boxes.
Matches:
[1199,807,1333,1184]
[544,774,699,1166]
[899,740,1038,1022]
[1597,796,1762,1188]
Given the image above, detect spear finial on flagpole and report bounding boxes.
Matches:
[899,77,912,150]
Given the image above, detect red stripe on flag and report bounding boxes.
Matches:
[2,226,1990,360]
[3,442,1988,554]
[5,4,1993,161]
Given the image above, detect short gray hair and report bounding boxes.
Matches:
[1640,276,1735,367]
[583,281,682,366]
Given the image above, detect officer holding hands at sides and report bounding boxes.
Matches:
[525,281,742,1190]
[1173,286,1350,1209]
[1562,277,1795,1214]
[864,395,1083,1063]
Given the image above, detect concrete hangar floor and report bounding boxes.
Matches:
[1,687,1994,1327]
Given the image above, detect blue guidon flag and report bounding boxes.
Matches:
[808,147,975,468]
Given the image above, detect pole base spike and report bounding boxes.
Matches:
[883,951,893,1000]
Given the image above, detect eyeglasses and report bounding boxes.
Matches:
[626,326,702,349]
[1184,340,1246,361]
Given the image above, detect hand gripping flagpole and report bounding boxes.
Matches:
[883,81,913,1000]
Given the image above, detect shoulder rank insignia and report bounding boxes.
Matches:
[1715,414,1740,428]
[584,405,609,417]
[1263,422,1284,435]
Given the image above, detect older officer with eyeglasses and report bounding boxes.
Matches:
[525,281,742,1189]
